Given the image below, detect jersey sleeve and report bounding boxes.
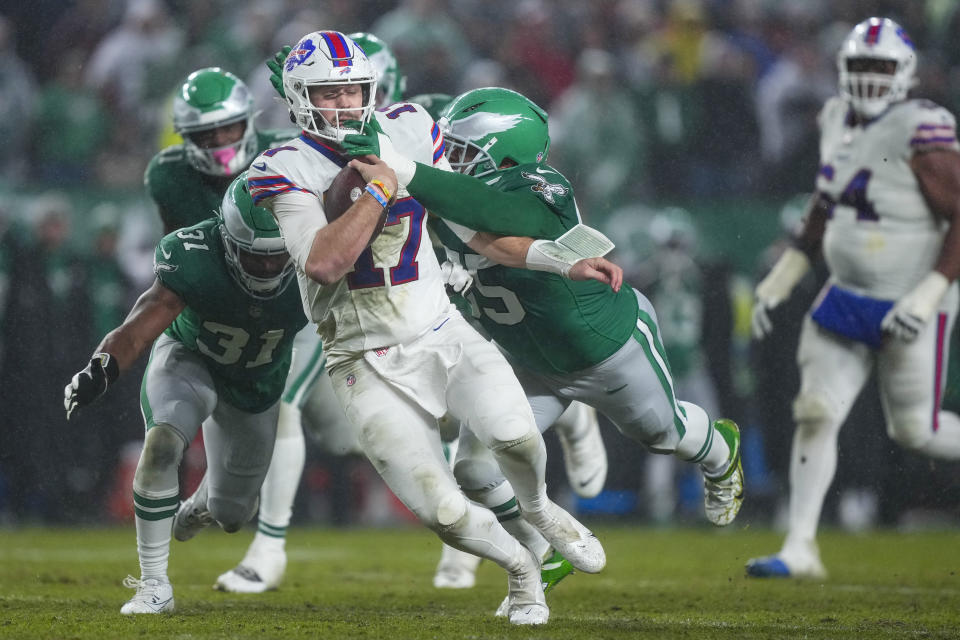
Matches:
[406,162,572,239]
[901,100,959,156]
[376,103,446,167]
[152,222,213,300]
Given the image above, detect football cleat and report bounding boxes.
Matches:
[540,548,574,595]
[120,575,174,614]
[523,501,605,574]
[433,543,482,589]
[505,549,549,625]
[745,553,827,580]
[214,546,287,593]
[555,402,607,499]
[173,475,213,542]
[703,419,744,526]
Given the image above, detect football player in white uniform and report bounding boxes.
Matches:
[244,30,619,624]
[747,17,960,579]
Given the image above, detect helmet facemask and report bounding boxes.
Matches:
[442,128,499,177]
[837,18,916,119]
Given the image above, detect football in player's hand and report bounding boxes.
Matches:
[323,165,388,245]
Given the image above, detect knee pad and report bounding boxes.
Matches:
[887,414,933,451]
[436,489,468,531]
[452,455,504,495]
[792,391,835,433]
[135,425,186,485]
[208,495,259,533]
[488,424,539,456]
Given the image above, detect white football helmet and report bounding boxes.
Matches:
[282,31,378,143]
[837,17,916,119]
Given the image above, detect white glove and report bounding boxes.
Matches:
[881,271,950,342]
[376,130,417,186]
[751,247,811,340]
[440,260,474,294]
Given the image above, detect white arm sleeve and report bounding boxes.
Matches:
[269,190,328,272]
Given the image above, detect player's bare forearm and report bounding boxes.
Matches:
[912,149,960,281]
[794,193,831,257]
[466,233,531,268]
[97,280,185,371]
[569,257,623,291]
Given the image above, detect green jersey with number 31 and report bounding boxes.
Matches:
[153,218,307,412]
[431,163,638,375]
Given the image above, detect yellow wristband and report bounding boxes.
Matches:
[369,179,392,202]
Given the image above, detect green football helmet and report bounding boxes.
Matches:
[438,87,550,178]
[219,172,295,299]
[173,68,258,177]
[348,32,406,108]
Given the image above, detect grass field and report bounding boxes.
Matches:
[1,524,958,639]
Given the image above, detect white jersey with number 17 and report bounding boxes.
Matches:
[816,96,959,299]
[247,103,451,365]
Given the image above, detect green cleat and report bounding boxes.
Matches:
[541,548,575,595]
[703,419,744,526]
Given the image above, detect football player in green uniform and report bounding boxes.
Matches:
[146,66,346,594]
[64,174,306,614]
[344,89,745,556]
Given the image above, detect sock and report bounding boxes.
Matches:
[465,480,551,560]
[914,411,960,459]
[256,401,305,541]
[782,409,840,555]
[132,486,178,579]
[674,401,730,475]
[436,490,527,574]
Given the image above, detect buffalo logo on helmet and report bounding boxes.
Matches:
[286,39,317,71]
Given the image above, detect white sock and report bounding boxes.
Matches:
[783,414,840,555]
[256,401,305,540]
[436,491,527,573]
[466,480,551,560]
[132,486,179,579]
[673,401,730,475]
[915,410,960,459]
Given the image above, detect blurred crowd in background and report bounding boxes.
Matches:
[1,0,959,529]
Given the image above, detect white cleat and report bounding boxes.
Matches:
[433,543,482,589]
[120,575,174,614]
[173,475,213,542]
[523,501,605,574]
[555,402,607,498]
[504,550,548,625]
[214,546,287,593]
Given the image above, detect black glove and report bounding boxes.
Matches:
[64,353,119,420]
[267,45,292,99]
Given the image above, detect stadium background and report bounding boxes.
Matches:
[0,0,958,531]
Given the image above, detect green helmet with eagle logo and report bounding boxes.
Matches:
[438,87,550,178]
[219,172,295,299]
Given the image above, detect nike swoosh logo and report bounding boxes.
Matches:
[578,468,602,489]
[542,561,564,571]
[433,318,450,331]
[534,167,555,175]
[605,383,627,394]
[160,246,172,260]
[252,161,267,171]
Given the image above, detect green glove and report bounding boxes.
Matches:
[341,118,385,156]
[266,45,292,99]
